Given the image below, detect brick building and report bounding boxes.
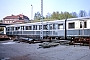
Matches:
[3,14,30,24]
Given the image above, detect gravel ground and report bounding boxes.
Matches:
[0,40,90,60]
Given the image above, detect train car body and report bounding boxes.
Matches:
[5,17,90,39]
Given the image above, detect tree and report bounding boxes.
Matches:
[0,20,3,22]
[45,13,51,19]
[79,10,87,17]
[34,12,45,20]
[50,11,76,20]
[34,12,41,20]
[58,11,75,20]
[58,12,64,20]
[71,12,78,18]
[88,10,90,16]
[51,11,59,19]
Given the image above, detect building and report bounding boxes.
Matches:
[3,14,30,24]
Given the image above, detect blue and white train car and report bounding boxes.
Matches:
[5,17,90,39]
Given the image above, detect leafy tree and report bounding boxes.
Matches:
[58,11,75,20]
[51,11,60,19]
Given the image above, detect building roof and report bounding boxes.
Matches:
[4,15,18,19]
[3,14,29,20]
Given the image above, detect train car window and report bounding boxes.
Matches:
[53,24,55,29]
[6,27,10,31]
[26,26,28,30]
[12,27,14,31]
[29,26,32,30]
[50,24,52,30]
[35,25,36,30]
[84,21,87,28]
[80,21,87,28]
[80,22,82,28]
[16,27,20,30]
[43,25,47,30]
[33,25,35,30]
[6,27,8,31]
[21,26,24,30]
[68,22,75,29]
[39,25,41,30]
[58,24,63,29]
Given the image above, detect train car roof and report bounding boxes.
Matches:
[6,16,90,27]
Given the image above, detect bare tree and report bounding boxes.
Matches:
[79,10,87,17]
[88,10,90,16]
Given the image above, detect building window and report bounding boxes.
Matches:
[8,21,9,23]
[10,21,12,23]
[5,21,7,23]
[68,22,75,29]
[58,24,63,29]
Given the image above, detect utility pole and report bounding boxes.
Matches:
[31,4,33,20]
[40,0,43,39]
[82,21,84,36]
[65,19,67,40]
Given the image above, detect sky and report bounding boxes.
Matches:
[0,0,90,20]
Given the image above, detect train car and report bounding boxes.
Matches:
[5,16,90,39]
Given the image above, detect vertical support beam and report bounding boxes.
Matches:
[35,25,36,35]
[47,23,49,30]
[40,0,43,39]
[56,23,58,36]
[4,27,6,34]
[46,23,48,37]
[24,26,25,30]
[14,27,15,31]
[52,24,53,35]
[32,25,34,38]
[21,26,23,35]
[65,19,67,40]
